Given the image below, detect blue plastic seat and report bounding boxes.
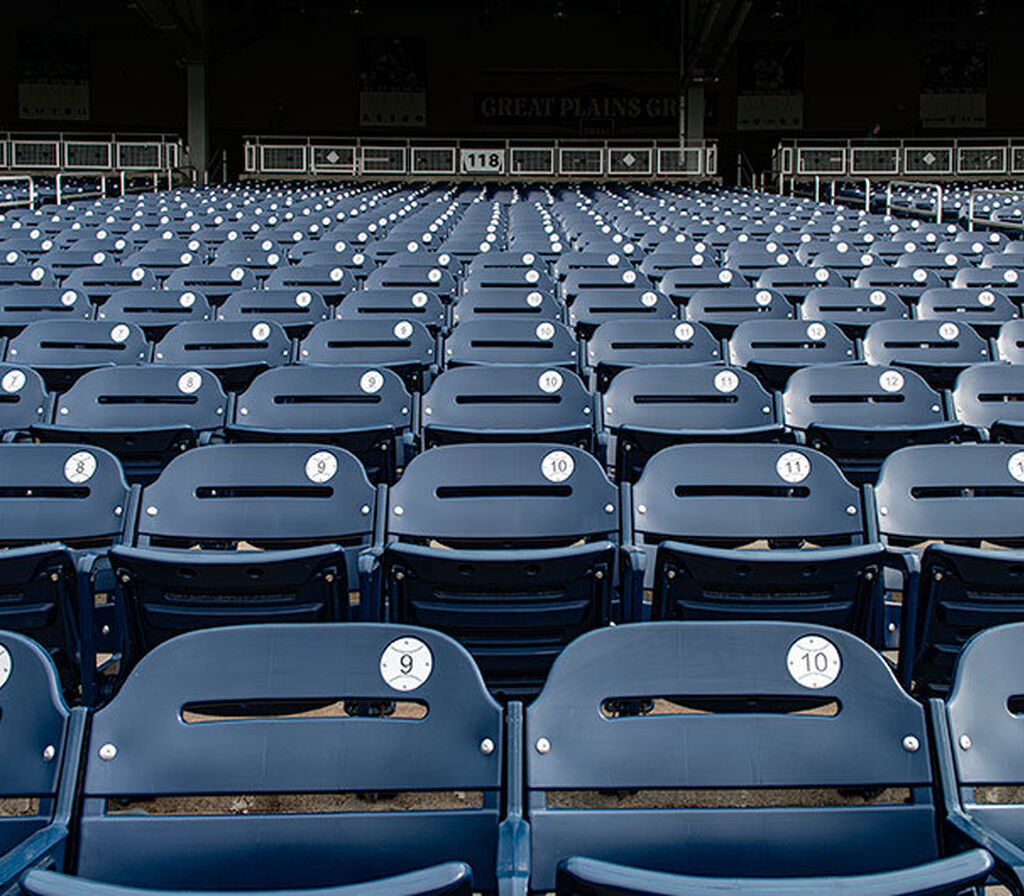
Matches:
[0,287,92,332]
[628,444,886,640]
[6,322,149,391]
[568,289,674,338]
[96,289,212,337]
[605,362,782,476]
[0,265,55,287]
[375,443,619,697]
[562,269,652,303]
[756,265,839,300]
[32,367,227,484]
[932,622,1024,893]
[63,267,157,303]
[585,320,721,392]
[0,363,50,434]
[657,268,746,305]
[952,363,1024,441]
[18,623,505,896]
[266,264,353,303]
[728,320,856,389]
[421,365,594,450]
[783,364,969,484]
[300,319,436,391]
[164,266,257,304]
[917,287,1018,335]
[875,444,1024,695]
[0,630,85,890]
[123,246,203,277]
[461,268,555,294]
[153,320,291,391]
[227,366,413,483]
[685,287,793,337]
[366,264,456,299]
[217,288,330,335]
[0,444,131,698]
[800,287,908,336]
[452,289,562,325]
[443,320,577,371]
[525,621,993,895]
[110,444,377,660]
[996,319,1024,363]
[337,288,447,334]
[862,320,992,389]
[854,267,944,302]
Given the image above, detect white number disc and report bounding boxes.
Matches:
[330,267,344,282]
[869,290,887,306]
[525,269,540,284]
[1,369,25,393]
[0,644,10,691]
[622,270,637,284]
[251,322,271,341]
[230,267,245,281]
[806,322,827,340]
[815,268,829,282]
[674,323,694,341]
[411,292,428,308]
[1005,270,1019,283]
[755,290,773,306]
[393,320,413,339]
[787,635,842,689]
[718,270,733,283]
[1008,451,1024,483]
[641,292,658,307]
[110,324,130,343]
[179,291,196,308]
[541,449,574,483]
[939,322,959,341]
[295,291,312,308]
[527,292,543,307]
[177,371,202,394]
[536,322,555,340]
[65,450,97,484]
[538,369,563,393]
[714,369,739,393]
[878,370,904,393]
[978,291,995,307]
[61,290,77,307]
[305,450,337,483]
[776,450,811,483]
[913,268,927,283]
[380,637,433,691]
[360,370,384,394]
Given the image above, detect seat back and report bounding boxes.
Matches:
[164,265,257,302]
[728,320,855,386]
[0,364,49,432]
[452,288,562,324]
[300,319,435,390]
[0,630,71,855]
[444,320,577,369]
[98,288,212,334]
[0,287,92,330]
[526,621,940,888]
[7,321,148,388]
[585,320,721,391]
[568,289,674,337]
[686,287,793,333]
[997,319,1024,363]
[217,288,330,333]
[800,287,908,333]
[336,288,447,333]
[862,320,991,387]
[953,362,1024,438]
[153,320,290,388]
[74,623,503,890]
[658,267,745,303]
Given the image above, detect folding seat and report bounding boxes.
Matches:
[894,251,964,284]
[265,263,353,303]
[756,264,837,300]
[553,251,631,279]
[862,320,992,389]
[299,319,436,391]
[585,320,721,392]
[217,288,330,335]
[637,249,707,281]
[916,286,1018,335]
[953,363,1024,441]
[626,444,886,638]
[657,267,746,305]
[996,319,1024,363]
[0,444,131,698]
[227,366,413,483]
[524,621,994,896]
[62,266,158,303]
[728,319,855,389]
[562,268,652,303]
[452,288,562,324]
[783,364,969,484]
[467,248,549,272]
[0,363,50,435]
[875,444,1024,694]
[800,286,908,336]
[952,266,1024,298]
[0,286,92,333]
[6,322,149,392]
[110,444,377,658]
[373,443,618,696]
[32,367,226,484]
[213,242,285,273]
[336,288,447,334]
[96,288,211,337]
[869,239,924,263]
[123,246,202,277]
[685,286,793,337]
[0,629,85,888]
[567,289,675,339]
[461,268,554,294]
[932,622,1024,892]
[444,319,577,371]
[604,365,783,482]
[15,623,508,896]
[980,252,1024,272]
[36,249,115,277]
[163,266,258,304]
[365,264,457,299]
[0,264,54,287]
[288,246,370,279]
[854,266,944,302]
[420,365,594,451]
[721,244,795,276]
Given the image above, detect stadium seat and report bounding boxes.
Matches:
[916,287,1018,335]
[109,444,377,662]
[265,264,353,303]
[799,287,908,336]
[443,320,577,371]
[0,287,92,332]
[372,443,619,697]
[164,266,258,304]
[952,362,1024,441]
[568,289,675,338]
[336,288,447,334]
[996,319,1024,363]
[227,365,413,483]
[627,443,887,641]
[525,621,992,895]
[862,320,992,389]
[153,320,291,390]
[0,363,50,435]
[686,286,793,336]
[96,288,212,337]
[875,444,1024,695]
[451,289,563,324]
[728,319,856,389]
[216,288,330,335]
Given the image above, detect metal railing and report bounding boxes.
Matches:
[0,175,35,209]
[968,187,1024,232]
[0,132,180,176]
[886,180,943,223]
[243,136,718,179]
[772,137,1024,181]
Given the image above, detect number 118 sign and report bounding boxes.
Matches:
[461,149,505,174]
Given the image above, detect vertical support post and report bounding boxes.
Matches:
[678,0,687,143]
[187,60,208,181]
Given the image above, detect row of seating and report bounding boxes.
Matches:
[2,619,1024,895]
[3,359,1024,486]
[2,438,1021,701]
